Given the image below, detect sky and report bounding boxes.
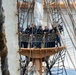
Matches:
[51,68,76,75]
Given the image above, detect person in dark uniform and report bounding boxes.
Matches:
[30,24,37,47]
[48,29,57,47]
[30,24,37,35]
[22,26,30,48]
[52,24,62,47]
[36,26,43,48]
[21,26,30,48]
[25,26,30,34]
[58,25,63,33]
[52,23,63,33]
[56,32,61,46]
[43,26,49,48]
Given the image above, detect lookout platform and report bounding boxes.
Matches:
[19,46,66,75]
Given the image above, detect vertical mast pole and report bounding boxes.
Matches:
[32,0,44,75]
[2,0,20,75]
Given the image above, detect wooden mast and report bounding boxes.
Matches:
[33,0,44,74]
[3,0,20,75]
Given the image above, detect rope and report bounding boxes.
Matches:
[58,2,76,70]
[71,0,76,12]
[59,51,67,75]
[60,8,76,40]
[27,8,30,27]
[20,1,33,30]
[18,3,30,75]
[44,0,52,26]
[65,53,71,69]
[58,3,76,65]
[57,1,76,70]
[18,1,33,75]
[17,0,22,72]
[62,0,76,28]
[51,50,66,75]
[41,1,65,75]
[59,8,76,50]
[49,6,65,74]
[48,0,66,64]
[49,0,76,71]
[58,1,76,70]
[45,0,50,27]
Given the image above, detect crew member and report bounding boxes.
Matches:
[48,29,57,47]
[36,26,43,48]
[30,24,37,47]
[43,26,49,48]
[23,26,30,48]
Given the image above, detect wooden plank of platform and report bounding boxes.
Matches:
[19,46,66,58]
[17,2,76,9]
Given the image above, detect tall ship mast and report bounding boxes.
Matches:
[0,0,76,75]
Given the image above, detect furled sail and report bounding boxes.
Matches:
[34,0,43,27]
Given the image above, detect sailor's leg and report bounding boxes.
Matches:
[24,42,28,48]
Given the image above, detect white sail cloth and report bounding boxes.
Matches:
[28,65,40,75]
[34,0,43,27]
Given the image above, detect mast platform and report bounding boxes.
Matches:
[19,46,66,58]
[19,46,66,75]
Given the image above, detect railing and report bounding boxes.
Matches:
[20,33,58,48]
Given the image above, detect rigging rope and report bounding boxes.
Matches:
[47,0,76,74]
[57,0,76,70]
[71,0,76,12]
[59,10,76,69]
[59,8,76,50]
[44,1,67,75]
[62,0,76,29]
[58,4,76,64]
[18,1,34,75]
[44,0,52,27]
[60,8,76,40]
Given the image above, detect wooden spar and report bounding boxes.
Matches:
[19,46,66,75]
[17,2,76,9]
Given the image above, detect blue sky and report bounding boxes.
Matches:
[63,69,76,75]
[51,68,76,75]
